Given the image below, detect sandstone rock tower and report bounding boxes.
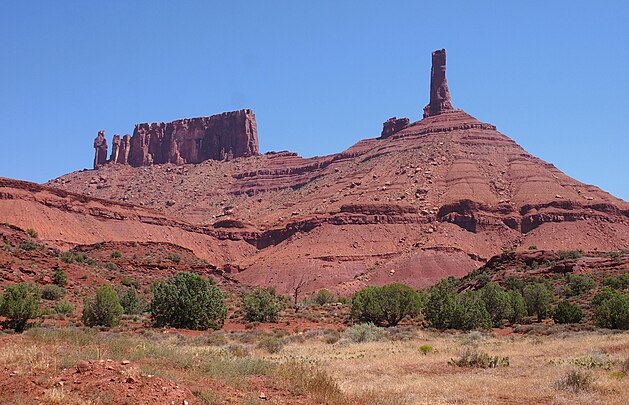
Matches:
[93,130,108,168]
[423,48,454,118]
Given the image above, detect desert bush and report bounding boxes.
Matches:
[26,228,38,238]
[557,250,583,260]
[118,286,145,315]
[480,282,511,327]
[505,276,526,292]
[110,250,122,259]
[343,323,387,343]
[52,266,67,286]
[60,252,96,266]
[82,284,124,327]
[105,262,117,271]
[425,278,457,329]
[506,290,527,324]
[523,283,553,322]
[419,345,433,355]
[352,283,422,327]
[18,240,40,251]
[41,285,66,300]
[257,336,285,354]
[553,300,583,324]
[0,282,40,332]
[151,271,227,330]
[452,292,492,331]
[242,287,280,323]
[602,274,629,290]
[313,289,337,305]
[554,369,594,393]
[566,274,596,296]
[592,292,629,329]
[449,348,509,368]
[323,329,341,344]
[53,300,74,314]
[165,253,181,264]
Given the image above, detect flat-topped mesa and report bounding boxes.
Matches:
[93,109,258,169]
[93,130,108,168]
[423,49,454,118]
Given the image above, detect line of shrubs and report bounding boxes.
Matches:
[2,270,628,333]
[349,276,629,331]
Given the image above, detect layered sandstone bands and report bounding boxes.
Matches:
[93,109,258,169]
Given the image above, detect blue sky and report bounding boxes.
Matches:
[1,1,628,201]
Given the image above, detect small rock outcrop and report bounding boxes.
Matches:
[93,130,108,168]
[423,49,454,118]
[93,109,258,169]
[380,117,410,138]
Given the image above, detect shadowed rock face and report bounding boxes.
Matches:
[423,49,454,118]
[93,109,258,168]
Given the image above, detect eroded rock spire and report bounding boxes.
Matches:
[93,130,108,169]
[423,49,454,118]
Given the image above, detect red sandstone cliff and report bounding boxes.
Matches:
[93,109,258,168]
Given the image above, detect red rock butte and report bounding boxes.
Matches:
[93,109,258,168]
[1,48,624,295]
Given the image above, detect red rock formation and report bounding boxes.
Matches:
[423,49,454,118]
[380,117,410,138]
[93,130,108,169]
[109,134,132,164]
[127,109,258,167]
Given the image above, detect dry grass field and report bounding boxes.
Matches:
[0,325,627,404]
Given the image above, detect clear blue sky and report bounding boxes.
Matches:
[1,1,627,201]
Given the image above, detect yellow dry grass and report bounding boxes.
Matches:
[276,330,629,405]
[0,328,627,404]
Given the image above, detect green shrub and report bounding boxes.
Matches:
[150,272,227,330]
[557,250,583,260]
[313,289,337,306]
[351,283,422,326]
[53,300,74,315]
[343,323,387,343]
[523,283,553,322]
[18,240,40,251]
[52,266,67,286]
[554,369,594,393]
[120,276,139,289]
[553,300,583,324]
[0,283,40,332]
[242,287,281,323]
[41,285,67,301]
[505,276,525,292]
[82,284,124,327]
[111,250,122,259]
[26,228,38,238]
[593,293,629,329]
[118,286,145,315]
[603,274,629,290]
[425,278,458,329]
[507,290,527,324]
[480,282,511,327]
[449,348,509,368]
[419,345,433,355]
[566,274,596,296]
[105,262,117,271]
[451,292,492,331]
[60,252,96,266]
